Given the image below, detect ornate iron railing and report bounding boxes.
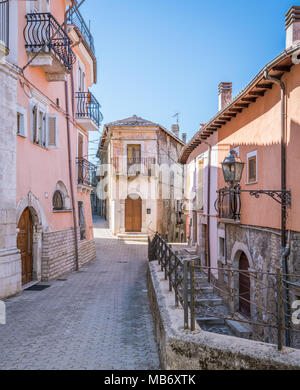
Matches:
[215,186,241,220]
[67,6,95,55]
[76,91,103,127]
[24,13,75,70]
[0,0,9,51]
[149,234,300,350]
[76,158,97,187]
[111,156,156,175]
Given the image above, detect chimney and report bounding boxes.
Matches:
[218,82,232,111]
[285,6,300,48]
[182,133,187,144]
[172,124,180,138]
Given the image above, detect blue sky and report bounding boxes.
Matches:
[82,0,295,160]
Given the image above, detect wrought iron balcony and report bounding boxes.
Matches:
[76,158,97,188]
[24,13,75,71]
[0,0,9,56]
[111,156,157,176]
[76,91,103,130]
[67,6,95,55]
[215,187,241,221]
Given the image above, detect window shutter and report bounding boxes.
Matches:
[32,105,38,143]
[47,115,58,148]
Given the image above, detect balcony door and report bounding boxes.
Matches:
[127,145,141,170]
[125,195,142,233]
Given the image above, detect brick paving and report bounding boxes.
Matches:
[0,217,160,370]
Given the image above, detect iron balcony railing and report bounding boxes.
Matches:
[24,13,75,71]
[215,186,241,220]
[67,6,95,55]
[76,91,103,127]
[76,158,97,187]
[111,156,157,175]
[0,0,9,51]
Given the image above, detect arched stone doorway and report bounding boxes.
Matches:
[125,194,142,232]
[239,252,251,317]
[17,208,33,285]
[16,192,46,285]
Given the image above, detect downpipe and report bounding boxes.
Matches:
[264,70,291,347]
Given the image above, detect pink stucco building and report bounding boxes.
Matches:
[0,0,102,298]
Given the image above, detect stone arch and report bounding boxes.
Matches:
[16,192,48,284]
[231,241,254,269]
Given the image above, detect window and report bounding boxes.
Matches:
[127,145,141,173]
[78,201,86,240]
[197,158,204,211]
[31,104,58,148]
[17,105,27,137]
[247,151,257,184]
[219,237,225,258]
[52,190,64,211]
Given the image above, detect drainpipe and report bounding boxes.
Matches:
[64,5,80,271]
[203,141,212,282]
[264,70,290,347]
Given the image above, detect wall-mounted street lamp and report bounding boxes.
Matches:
[222,150,244,186]
[218,149,292,348]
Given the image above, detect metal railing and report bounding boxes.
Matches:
[149,233,300,350]
[66,6,95,55]
[215,187,241,220]
[76,91,103,127]
[111,156,157,176]
[24,13,75,70]
[0,0,9,51]
[76,158,97,187]
[148,233,196,331]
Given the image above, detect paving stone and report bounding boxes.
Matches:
[0,217,160,370]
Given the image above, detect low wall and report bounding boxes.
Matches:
[147,261,300,370]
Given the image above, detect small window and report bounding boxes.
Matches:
[78,201,86,240]
[219,237,225,258]
[247,151,257,184]
[53,190,64,211]
[47,115,58,148]
[17,112,25,136]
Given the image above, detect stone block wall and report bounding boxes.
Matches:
[0,61,21,299]
[216,222,300,348]
[41,227,96,281]
[148,261,300,370]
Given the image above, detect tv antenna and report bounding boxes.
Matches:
[172,112,180,125]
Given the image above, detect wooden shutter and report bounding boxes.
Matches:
[32,105,38,143]
[47,115,58,148]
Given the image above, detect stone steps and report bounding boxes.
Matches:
[225,319,252,339]
[117,233,149,242]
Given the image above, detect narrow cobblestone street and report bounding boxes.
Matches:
[0,217,160,370]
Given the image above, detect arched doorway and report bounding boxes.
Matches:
[239,252,251,317]
[17,208,33,285]
[125,194,142,232]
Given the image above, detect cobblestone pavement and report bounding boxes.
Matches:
[0,217,160,370]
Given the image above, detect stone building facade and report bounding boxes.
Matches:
[97,116,186,242]
[0,0,101,299]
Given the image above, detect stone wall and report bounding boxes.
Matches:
[41,227,96,281]
[148,261,300,370]
[0,60,21,299]
[216,223,300,348]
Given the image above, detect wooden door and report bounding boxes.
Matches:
[17,208,33,286]
[239,253,251,317]
[125,196,142,232]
